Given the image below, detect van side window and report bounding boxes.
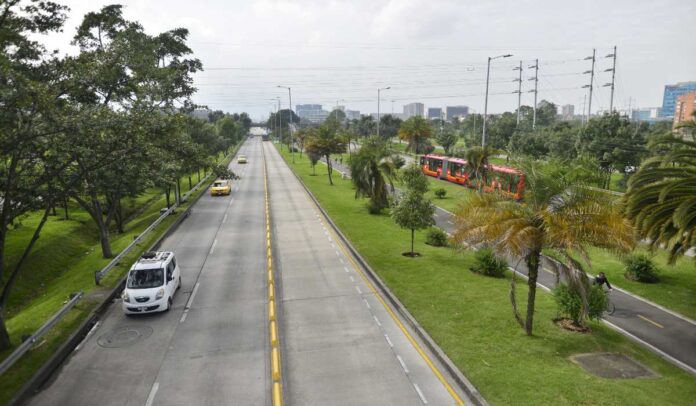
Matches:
[171,257,177,269]
[167,261,175,278]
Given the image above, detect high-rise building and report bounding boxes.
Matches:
[631,107,665,123]
[345,109,361,120]
[427,107,443,120]
[296,104,329,123]
[446,105,469,120]
[674,91,696,129]
[403,102,425,118]
[561,104,575,120]
[661,81,696,118]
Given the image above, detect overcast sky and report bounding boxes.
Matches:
[42,0,696,121]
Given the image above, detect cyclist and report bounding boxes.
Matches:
[594,272,613,291]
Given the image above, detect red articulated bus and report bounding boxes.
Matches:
[420,154,526,200]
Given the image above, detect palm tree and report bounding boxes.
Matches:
[398,116,433,154]
[304,124,347,185]
[624,134,696,263]
[348,137,398,212]
[465,145,500,191]
[452,162,633,335]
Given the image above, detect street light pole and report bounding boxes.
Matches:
[482,54,512,147]
[277,85,293,162]
[377,86,390,139]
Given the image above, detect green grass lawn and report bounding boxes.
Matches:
[0,148,238,405]
[277,146,696,406]
[583,247,696,319]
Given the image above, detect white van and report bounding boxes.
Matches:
[122,251,181,315]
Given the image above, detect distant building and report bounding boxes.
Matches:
[345,109,361,121]
[661,81,696,118]
[631,107,667,123]
[296,104,329,123]
[403,102,425,119]
[674,91,696,129]
[427,107,443,120]
[446,105,469,120]
[561,104,575,120]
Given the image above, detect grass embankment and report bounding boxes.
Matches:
[277,146,696,406]
[0,151,236,405]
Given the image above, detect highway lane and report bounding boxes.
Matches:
[29,137,269,405]
[264,142,469,405]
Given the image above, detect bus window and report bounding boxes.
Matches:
[420,156,426,166]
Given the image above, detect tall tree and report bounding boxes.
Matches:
[625,134,696,263]
[304,124,346,185]
[398,116,433,154]
[452,162,633,335]
[392,165,435,256]
[436,130,458,154]
[348,138,398,213]
[0,0,70,350]
[379,114,402,141]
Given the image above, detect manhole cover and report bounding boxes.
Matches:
[570,353,659,379]
[98,326,153,348]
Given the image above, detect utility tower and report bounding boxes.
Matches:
[513,61,523,126]
[528,59,539,129]
[604,46,617,112]
[582,49,596,123]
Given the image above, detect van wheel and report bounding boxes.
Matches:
[177,277,182,290]
[166,297,172,312]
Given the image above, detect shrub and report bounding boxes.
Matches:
[366,198,386,214]
[425,228,449,247]
[469,248,507,278]
[553,283,608,325]
[434,188,447,199]
[392,155,406,169]
[624,254,660,283]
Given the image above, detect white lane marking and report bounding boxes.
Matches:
[223,214,228,223]
[228,198,235,207]
[384,334,393,347]
[338,258,345,264]
[373,315,381,326]
[349,276,355,282]
[331,243,336,248]
[185,282,201,310]
[396,355,409,374]
[209,239,218,254]
[363,298,371,309]
[344,266,350,273]
[356,286,363,295]
[145,382,159,406]
[413,383,428,404]
[335,250,340,256]
[179,311,189,323]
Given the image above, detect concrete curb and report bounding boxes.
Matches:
[10,146,242,406]
[278,148,488,406]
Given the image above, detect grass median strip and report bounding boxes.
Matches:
[276,144,696,406]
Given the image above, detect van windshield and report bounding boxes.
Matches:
[127,268,164,289]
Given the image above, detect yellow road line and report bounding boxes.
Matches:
[319,206,466,405]
[638,314,664,329]
[263,143,283,406]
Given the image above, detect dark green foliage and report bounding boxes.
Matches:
[391,154,406,169]
[425,228,449,247]
[624,254,660,283]
[553,283,608,325]
[469,248,507,278]
[434,188,447,199]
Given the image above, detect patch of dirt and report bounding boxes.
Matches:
[554,318,591,333]
[402,252,422,257]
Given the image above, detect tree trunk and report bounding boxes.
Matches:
[312,164,316,176]
[164,186,171,209]
[176,178,182,203]
[197,169,201,182]
[411,229,415,255]
[115,199,124,234]
[326,155,334,185]
[63,196,69,220]
[0,315,9,351]
[188,176,192,191]
[524,252,540,336]
[73,193,113,258]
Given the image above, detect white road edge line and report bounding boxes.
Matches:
[145,382,159,406]
[179,311,189,323]
[185,282,201,310]
[413,383,428,404]
[222,214,228,223]
[209,239,218,254]
[75,321,100,352]
[396,355,409,374]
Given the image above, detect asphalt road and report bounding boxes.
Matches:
[327,155,696,376]
[29,138,269,405]
[264,142,469,405]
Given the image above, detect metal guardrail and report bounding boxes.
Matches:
[0,292,83,375]
[94,173,213,284]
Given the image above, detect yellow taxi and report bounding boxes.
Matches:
[210,179,232,196]
[237,155,248,164]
